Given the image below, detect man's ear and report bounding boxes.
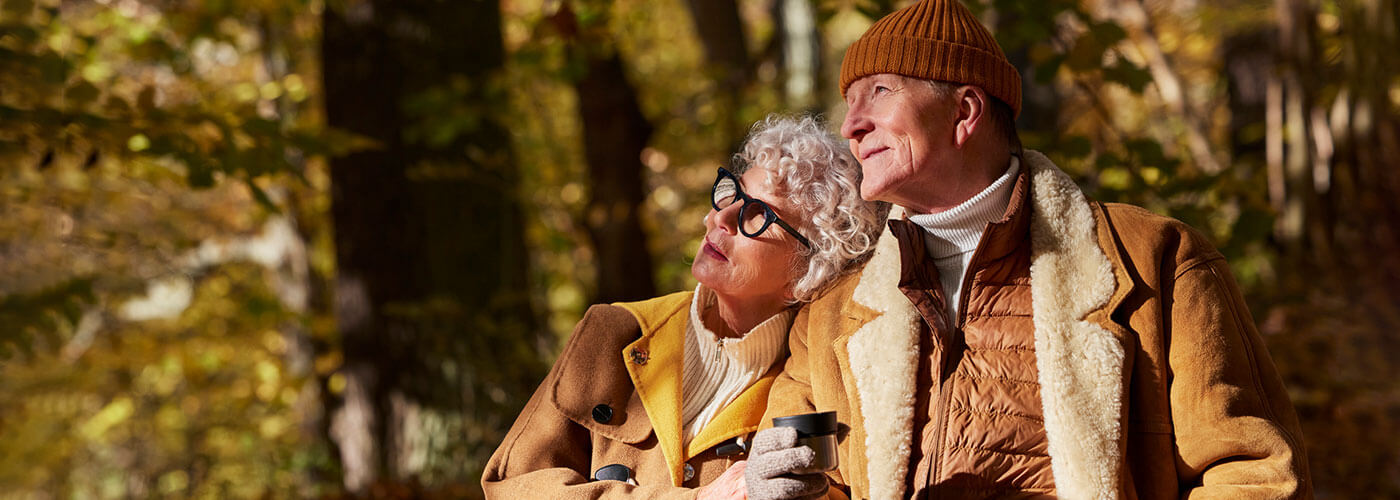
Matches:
[953,85,988,149]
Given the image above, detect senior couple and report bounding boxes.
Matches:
[483,1,1312,498]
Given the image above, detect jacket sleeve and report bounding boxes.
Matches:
[762,306,853,500]
[1168,257,1312,499]
[765,306,820,422]
[480,307,699,500]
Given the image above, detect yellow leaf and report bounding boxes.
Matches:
[79,397,133,440]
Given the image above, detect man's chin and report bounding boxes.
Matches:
[860,184,890,204]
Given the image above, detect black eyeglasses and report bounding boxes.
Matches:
[711,167,811,248]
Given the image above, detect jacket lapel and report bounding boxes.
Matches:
[619,295,691,487]
[846,206,921,500]
[1024,150,1126,500]
[685,365,779,458]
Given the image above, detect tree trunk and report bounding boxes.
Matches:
[556,2,658,304]
[322,0,539,492]
[1222,29,1271,176]
[684,0,751,89]
[684,0,752,148]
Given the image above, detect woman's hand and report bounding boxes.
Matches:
[744,427,828,500]
[696,460,747,500]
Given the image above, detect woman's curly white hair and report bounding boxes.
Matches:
[730,114,890,303]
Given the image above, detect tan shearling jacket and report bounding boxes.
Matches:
[762,150,1311,500]
[482,291,781,499]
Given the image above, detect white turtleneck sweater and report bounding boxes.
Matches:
[680,284,794,444]
[906,157,1020,319]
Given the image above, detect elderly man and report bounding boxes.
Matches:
[743,1,1312,499]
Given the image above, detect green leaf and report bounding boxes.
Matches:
[854,3,885,21]
[1033,54,1065,84]
[1088,21,1128,46]
[187,159,215,187]
[2,24,40,44]
[65,80,101,107]
[245,179,279,212]
[815,2,840,24]
[0,277,95,361]
[38,52,69,84]
[103,95,132,116]
[1064,31,1105,71]
[1061,135,1093,159]
[1125,138,1177,169]
[1230,206,1274,247]
[1095,152,1123,171]
[1103,59,1153,93]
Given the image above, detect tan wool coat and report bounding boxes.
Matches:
[482,291,781,499]
[762,151,1311,500]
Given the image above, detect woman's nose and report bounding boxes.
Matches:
[709,203,740,234]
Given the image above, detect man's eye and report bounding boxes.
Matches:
[873,85,890,94]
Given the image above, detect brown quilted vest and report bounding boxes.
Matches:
[893,168,1056,499]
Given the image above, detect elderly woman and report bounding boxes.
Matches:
[481,115,887,499]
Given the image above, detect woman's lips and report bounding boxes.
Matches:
[703,241,728,262]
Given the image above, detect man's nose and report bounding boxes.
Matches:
[840,104,871,140]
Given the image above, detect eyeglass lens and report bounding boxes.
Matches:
[712,175,775,237]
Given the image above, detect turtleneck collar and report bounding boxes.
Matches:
[688,284,793,369]
[907,156,1021,259]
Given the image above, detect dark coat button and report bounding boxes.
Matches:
[591,404,614,424]
[683,463,695,481]
[594,463,631,482]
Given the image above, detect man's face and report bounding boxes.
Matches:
[840,74,959,212]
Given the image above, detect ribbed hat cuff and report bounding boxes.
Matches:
[841,34,1022,117]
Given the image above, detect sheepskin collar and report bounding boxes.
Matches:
[845,150,1125,500]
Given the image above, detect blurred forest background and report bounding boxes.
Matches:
[1,0,1397,497]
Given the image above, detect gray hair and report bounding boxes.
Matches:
[730,114,890,303]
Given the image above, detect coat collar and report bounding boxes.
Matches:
[614,291,783,486]
[685,365,779,457]
[845,202,922,500]
[844,150,1127,500]
[1023,150,1126,500]
[617,292,692,486]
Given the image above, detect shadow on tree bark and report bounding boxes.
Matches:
[322,0,543,493]
[552,2,658,305]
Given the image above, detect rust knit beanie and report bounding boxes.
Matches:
[840,0,1022,117]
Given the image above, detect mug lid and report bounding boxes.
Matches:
[772,410,838,436]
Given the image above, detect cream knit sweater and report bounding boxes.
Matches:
[679,284,794,444]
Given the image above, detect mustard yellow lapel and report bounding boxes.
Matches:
[616,292,692,487]
[685,365,779,458]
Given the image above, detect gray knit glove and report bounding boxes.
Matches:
[745,426,829,500]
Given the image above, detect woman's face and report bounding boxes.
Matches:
[691,165,805,306]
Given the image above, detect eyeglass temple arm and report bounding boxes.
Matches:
[772,218,812,248]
